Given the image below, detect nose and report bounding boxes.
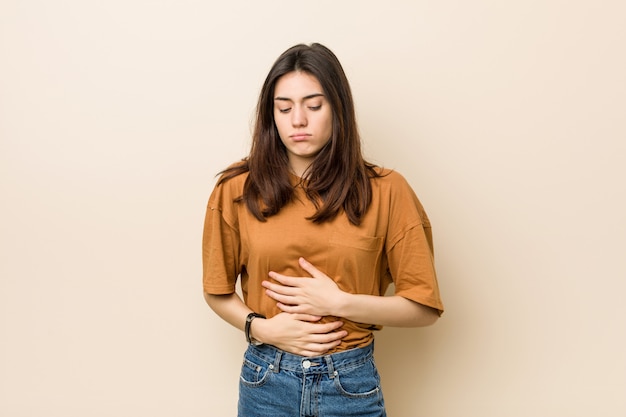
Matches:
[291,105,307,127]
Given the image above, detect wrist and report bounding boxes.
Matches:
[250,316,269,344]
[335,291,352,318]
[245,312,266,345]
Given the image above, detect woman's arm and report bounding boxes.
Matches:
[204,292,347,357]
[333,293,439,327]
[262,257,440,327]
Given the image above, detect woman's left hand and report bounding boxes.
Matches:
[262,257,346,317]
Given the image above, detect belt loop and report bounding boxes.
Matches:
[272,349,282,373]
[324,355,336,378]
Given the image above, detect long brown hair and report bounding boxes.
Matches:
[219,43,379,225]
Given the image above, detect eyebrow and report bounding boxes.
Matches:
[274,93,325,102]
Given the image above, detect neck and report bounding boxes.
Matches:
[288,160,311,179]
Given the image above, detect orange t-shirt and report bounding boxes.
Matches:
[202,168,443,351]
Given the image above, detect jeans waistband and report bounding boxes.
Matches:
[246,342,374,376]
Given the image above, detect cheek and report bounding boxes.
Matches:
[322,115,333,138]
[273,117,288,139]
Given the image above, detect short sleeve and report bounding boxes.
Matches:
[202,178,242,295]
[385,174,444,314]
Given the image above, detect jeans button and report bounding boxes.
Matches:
[302,360,311,369]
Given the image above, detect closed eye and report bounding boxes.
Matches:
[278,108,291,113]
[308,105,321,111]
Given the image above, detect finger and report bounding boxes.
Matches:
[298,346,332,357]
[276,302,297,313]
[297,333,346,356]
[276,302,316,315]
[292,313,323,322]
[315,320,346,334]
[265,290,296,305]
[300,345,339,357]
[268,271,300,286]
[303,320,345,335]
[312,329,348,344]
[299,339,343,357]
[298,257,321,278]
[262,280,298,296]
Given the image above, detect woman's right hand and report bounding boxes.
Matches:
[251,312,347,357]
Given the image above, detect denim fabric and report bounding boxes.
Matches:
[238,342,386,417]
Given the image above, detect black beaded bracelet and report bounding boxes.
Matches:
[245,312,266,345]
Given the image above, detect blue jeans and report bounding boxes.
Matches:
[238,342,386,417]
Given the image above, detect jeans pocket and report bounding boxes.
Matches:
[240,353,273,387]
[333,359,382,398]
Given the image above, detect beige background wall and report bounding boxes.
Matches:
[1,1,625,416]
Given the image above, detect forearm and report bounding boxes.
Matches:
[336,293,439,327]
[203,292,252,332]
[204,292,347,356]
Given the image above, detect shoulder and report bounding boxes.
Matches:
[218,161,249,186]
[208,162,249,209]
[371,167,413,191]
[370,167,430,226]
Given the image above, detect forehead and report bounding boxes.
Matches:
[274,71,324,98]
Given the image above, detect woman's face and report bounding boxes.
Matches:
[273,71,333,177]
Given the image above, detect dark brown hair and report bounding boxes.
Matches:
[219,43,379,225]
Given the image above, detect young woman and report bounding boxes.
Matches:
[203,43,443,417]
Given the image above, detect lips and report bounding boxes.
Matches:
[290,133,311,141]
